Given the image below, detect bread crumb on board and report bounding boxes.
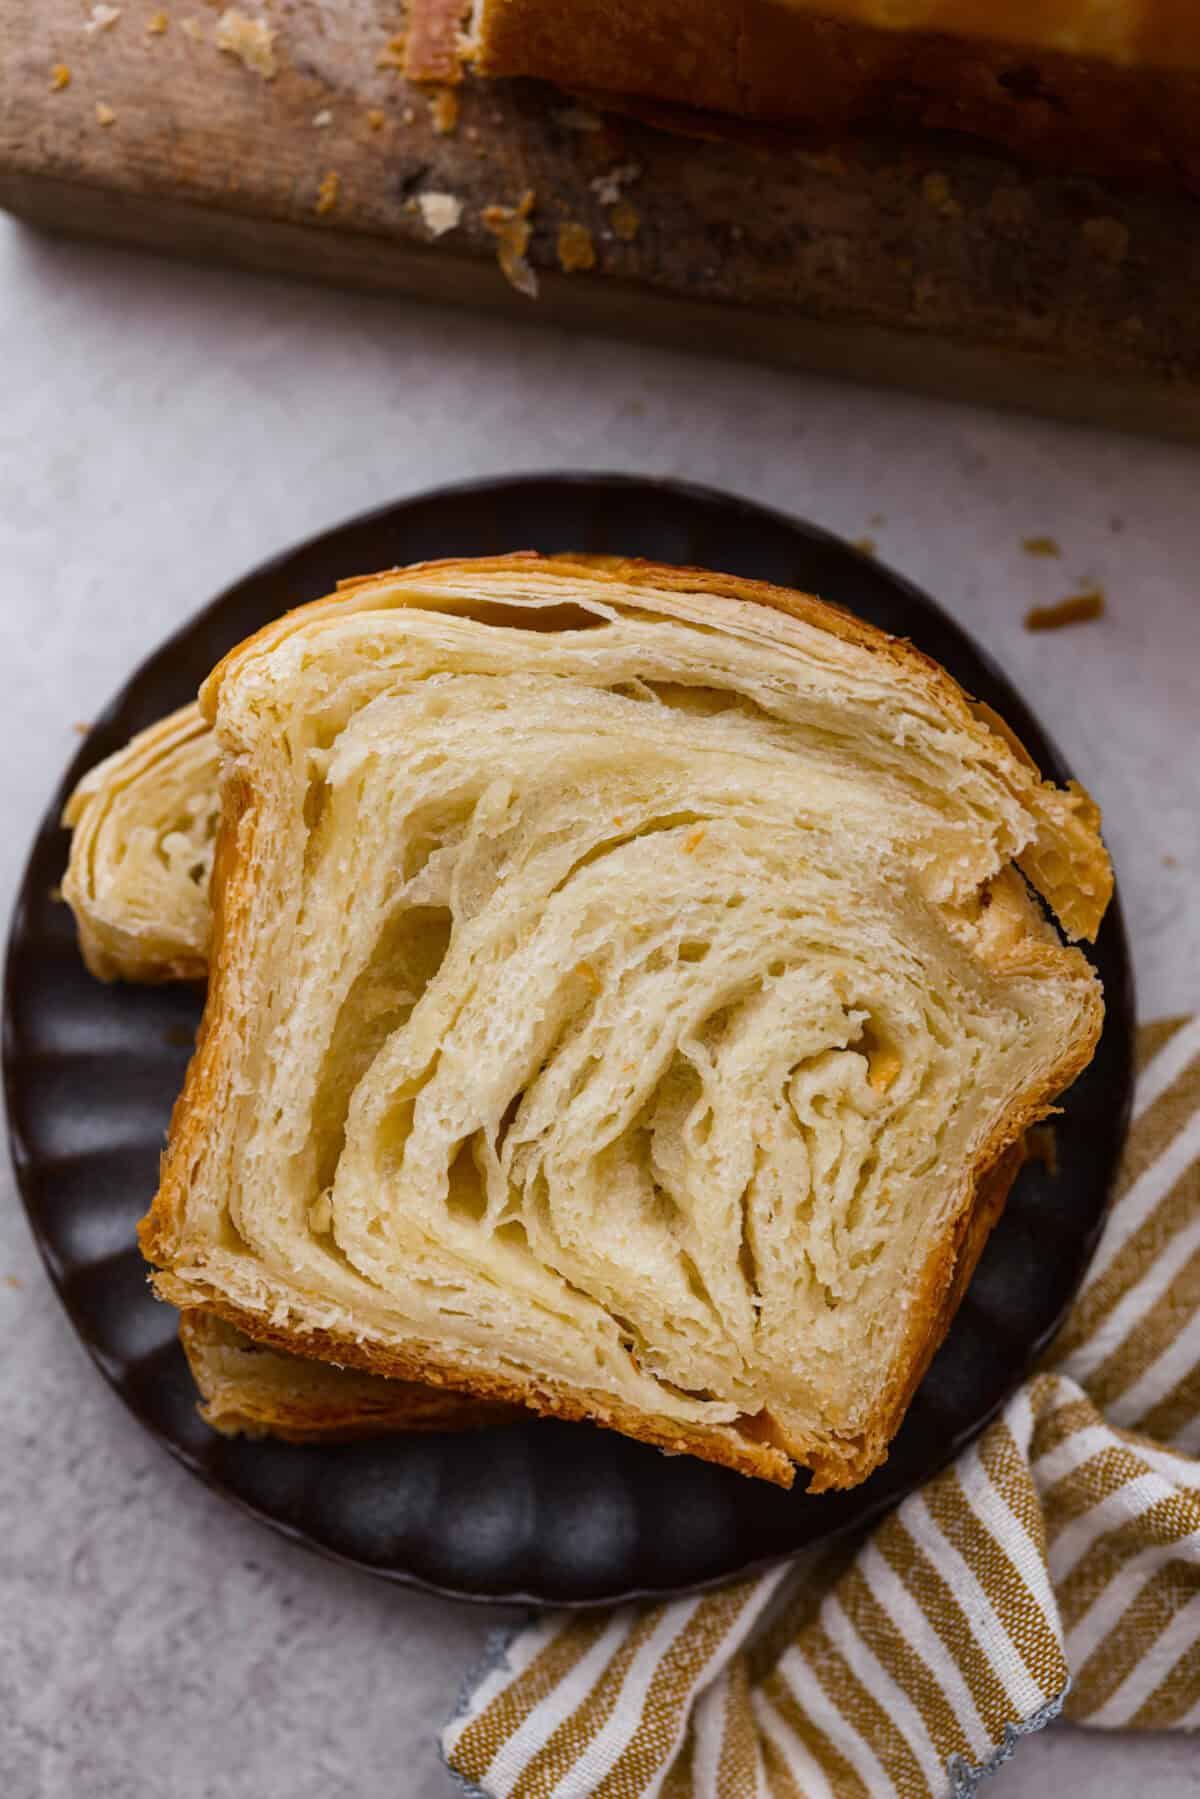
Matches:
[314,170,340,216]
[483,189,538,299]
[609,200,640,243]
[852,536,877,557]
[50,62,72,90]
[83,4,122,35]
[365,107,386,131]
[1022,535,1061,558]
[215,8,277,79]
[375,32,407,71]
[313,108,333,128]
[146,10,169,34]
[1024,591,1106,632]
[590,163,641,206]
[417,191,462,237]
[557,221,596,273]
[429,87,459,135]
[95,101,117,125]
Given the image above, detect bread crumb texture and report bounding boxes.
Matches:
[215,8,277,79]
[315,170,340,216]
[483,188,538,298]
[430,87,460,134]
[146,10,169,34]
[417,191,463,236]
[375,32,407,71]
[83,4,122,35]
[1025,591,1106,632]
[557,221,596,273]
[590,163,641,206]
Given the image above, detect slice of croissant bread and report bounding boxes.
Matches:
[141,554,1110,1490]
[63,708,504,1439]
[179,1311,512,1441]
[63,704,219,983]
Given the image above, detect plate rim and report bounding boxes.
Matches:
[2,469,1135,1607]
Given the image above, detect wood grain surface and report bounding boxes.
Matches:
[3,0,1200,438]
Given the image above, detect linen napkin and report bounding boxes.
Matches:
[443,1015,1200,1797]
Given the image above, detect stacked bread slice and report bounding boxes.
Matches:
[64,555,1110,1488]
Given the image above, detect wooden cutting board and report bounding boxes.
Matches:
[4,0,1200,439]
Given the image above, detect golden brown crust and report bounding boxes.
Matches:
[143,553,1110,1492]
[179,1311,512,1441]
[165,1289,798,1483]
[467,0,1200,180]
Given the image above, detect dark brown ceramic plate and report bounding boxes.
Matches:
[3,474,1133,1605]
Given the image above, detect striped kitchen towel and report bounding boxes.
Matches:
[443,1015,1200,1797]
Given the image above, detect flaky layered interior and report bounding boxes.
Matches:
[143,559,1107,1487]
[63,704,219,983]
[179,1311,511,1440]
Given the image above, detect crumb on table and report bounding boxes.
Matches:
[83,4,122,35]
[429,87,459,134]
[365,107,386,131]
[1022,535,1061,558]
[1024,591,1106,632]
[417,191,462,237]
[314,170,340,216]
[50,63,72,91]
[95,101,116,125]
[482,188,538,299]
[557,221,596,273]
[146,10,169,33]
[375,32,407,71]
[215,8,277,79]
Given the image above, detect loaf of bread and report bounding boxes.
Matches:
[180,1311,511,1440]
[63,704,219,984]
[461,0,1200,179]
[140,554,1109,1490]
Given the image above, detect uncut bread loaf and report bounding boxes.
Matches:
[461,0,1200,181]
[141,555,1110,1490]
[179,1311,512,1441]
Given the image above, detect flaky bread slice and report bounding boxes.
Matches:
[180,1311,512,1441]
[63,704,219,984]
[62,707,503,1439]
[142,555,1109,1490]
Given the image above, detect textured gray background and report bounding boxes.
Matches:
[1,218,1197,1798]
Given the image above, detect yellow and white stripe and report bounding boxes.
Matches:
[445,1019,1200,1798]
